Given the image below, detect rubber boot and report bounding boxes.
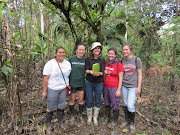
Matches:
[45,111,53,132]
[129,112,135,133]
[87,108,92,125]
[120,106,130,128]
[78,104,84,122]
[57,109,65,129]
[108,110,119,128]
[104,105,111,124]
[93,107,100,126]
[69,105,75,123]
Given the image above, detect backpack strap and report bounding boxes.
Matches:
[135,56,137,69]
[120,58,123,64]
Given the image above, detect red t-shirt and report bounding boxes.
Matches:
[104,62,124,88]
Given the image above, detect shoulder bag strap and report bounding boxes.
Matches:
[55,59,68,87]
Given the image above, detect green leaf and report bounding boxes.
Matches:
[0,2,4,8]
[1,64,13,75]
[5,62,13,67]
[1,90,7,95]
[35,44,42,53]
[3,0,9,2]
[2,65,8,75]
[43,44,47,51]
[13,33,20,39]
[7,67,13,73]
[0,2,4,21]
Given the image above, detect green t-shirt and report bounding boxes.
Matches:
[69,55,86,87]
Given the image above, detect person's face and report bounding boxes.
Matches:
[122,45,131,57]
[93,46,101,56]
[56,48,66,61]
[108,50,117,61]
[76,45,85,58]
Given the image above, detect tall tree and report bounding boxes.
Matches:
[170,0,179,91]
[42,0,125,52]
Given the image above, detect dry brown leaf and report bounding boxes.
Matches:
[122,128,128,133]
[136,96,151,104]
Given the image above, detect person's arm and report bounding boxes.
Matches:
[85,58,94,75]
[136,67,142,95]
[96,59,105,76]
[42,75,49,99]
[116,72,123,97]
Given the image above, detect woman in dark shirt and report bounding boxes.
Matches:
[85,42,105,126]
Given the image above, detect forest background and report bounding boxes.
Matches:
[0,0,179,134]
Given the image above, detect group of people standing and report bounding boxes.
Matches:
[42,42,142,133]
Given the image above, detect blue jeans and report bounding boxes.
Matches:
[122,86,137,112]
[85,81,103,108]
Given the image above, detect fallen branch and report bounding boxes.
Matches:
[136,110,180,132]
[136,110,159,125]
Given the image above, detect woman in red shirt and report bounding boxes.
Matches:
[103,48,124,127]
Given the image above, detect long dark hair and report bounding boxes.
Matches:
[89,47,102,59]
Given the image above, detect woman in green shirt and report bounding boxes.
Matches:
[68,43,86,123]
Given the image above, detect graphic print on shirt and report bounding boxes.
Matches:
[54,68,66,81]
[104,67,114,76]
[72,62,85,65]
[123,64,136,75]
[60,72,66,79]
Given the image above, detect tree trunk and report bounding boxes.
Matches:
[47,4,50,60]
[170,0,178,91]
[23,0,29,88]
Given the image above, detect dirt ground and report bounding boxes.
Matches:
[0,69,179,135]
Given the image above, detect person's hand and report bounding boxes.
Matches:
[115,90,121,97]
[91,71,99,77]
[136,86,141,95]
[42,91,47,99]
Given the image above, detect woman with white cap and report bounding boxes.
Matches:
[85,42,105,126]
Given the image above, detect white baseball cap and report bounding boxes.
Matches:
[91,42,102,50]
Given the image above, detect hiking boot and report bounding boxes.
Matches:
[93,107,100,126]
[104,105,111,124]
[69,105,75,123]
[79,104,84,122]
[79,114,84,123]
[108,110,119,128]
[120,106,130,128]
[87,108,92,125]
[129,112,135,133]
[57,109,65,129]
[45,111,53,132]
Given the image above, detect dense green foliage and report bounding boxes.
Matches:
[0,0,179,87]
